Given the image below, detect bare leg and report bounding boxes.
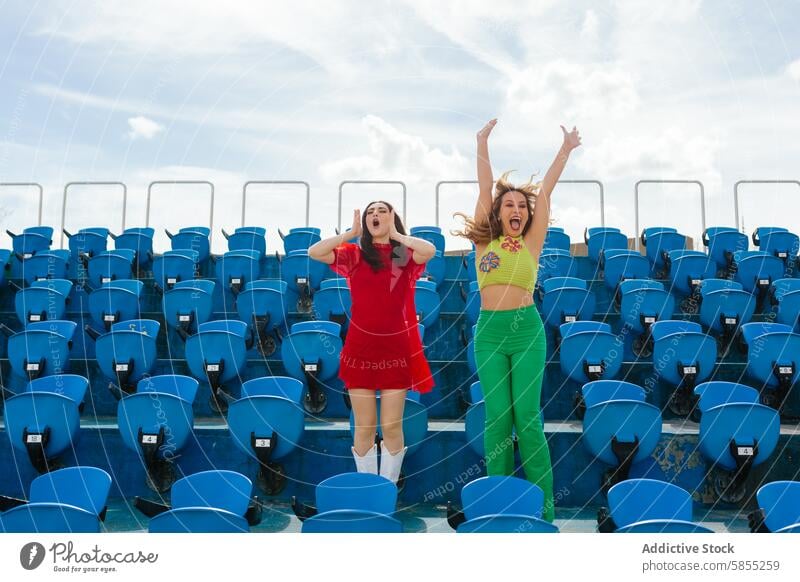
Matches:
[349,389,377,455]
[379,389,407,454]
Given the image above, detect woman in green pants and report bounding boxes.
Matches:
[455,118,581,522]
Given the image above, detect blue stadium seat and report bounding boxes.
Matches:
[464,280,480,327]
[228,377,305,495]
[224,226,266,256]
[143,470,256,533]
[733,250,786,311]
[18,249,69,284]
[693,381,759,421]
[464,249,477,283]
[0,466,111,533]
[559,322,623,384]
[576,380,646,420]
[237,279,289,356]
[92,319,159,399]
[215,249,261,300]
[0,249,11,284]
[3,375,88,473]
[6,320,76,381]
[112,227,154,271]
[466,324,478,375]
[6,226,52,258]
[753,226,800,264]
[739,322,800,413]
[770,278,800,330]
[162,279,215,337]
[410,226,445,255]
[166,226,210,263]
[312,278,350,335]
[698,279,755,348]
[582,394,661,492]
[599,249,651,294]
[703,226,748,276]
[300,473,402,533]
[64,227,109,262]
[117,375,196,492]
[14,279,72,324]
[415,280,440,331]
[280,227,321,254]
[664,249,716,313]
[651,320,717,416]
[419,250,446,289]
[86,249,136,288]
[453,476,558,533]
[619,280,675,357]
[749,481,800,533]
[585,227,628,264]
[185,320,248,414]
[640,227,685,276]
[544,227,570,252]
[698,402,780,502]
[540,277,596,332]
[464,381,485,457]
[87,279,143,331]
[280,249,329,313]
[536,249,577,286]
[598,479,712,533]
[280,321,343,414]
[152,249,199,292]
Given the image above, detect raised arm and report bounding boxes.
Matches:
[526,125,582,256]
[474,119,497,225]
[388,209,436,264]
[308,209,362,264]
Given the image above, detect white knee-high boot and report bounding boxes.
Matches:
[352,444,378,474]
[379,442,407,484]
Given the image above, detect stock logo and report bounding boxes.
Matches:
[20,542,46,570]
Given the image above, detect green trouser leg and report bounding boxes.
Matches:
[474,349,515,476]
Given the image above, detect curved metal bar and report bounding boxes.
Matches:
[147,180,214,241]
[634,179,706,250]
[242,181,310,227]
[61,182,127,248]
[734,180,800,228]
[0,182,44,226]
[337,181,407,230]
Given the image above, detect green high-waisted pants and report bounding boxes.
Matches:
[474,303,554,522]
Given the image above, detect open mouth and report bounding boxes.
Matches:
[372,218,380,228]
[510,218,521,231]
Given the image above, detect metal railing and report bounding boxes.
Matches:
[242,181,310,227]
[634,179,706,250]
[734,180,800,229]
[337,180,407,231]
[60,181,127,248]
[146,180,214,241]
[0,182,43,226]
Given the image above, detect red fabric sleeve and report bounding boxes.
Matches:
[404,254,435,393]
[404,255,428,281]
[330,243,361,278]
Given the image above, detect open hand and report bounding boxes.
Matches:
[388,208,400,241]
[477,118,497,143]
[349,209,362,239]
[560,125,582,150]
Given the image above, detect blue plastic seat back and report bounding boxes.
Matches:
[457,514,559,533]
[699,287,755,333]
[240,376,303,402]
[607,479,692,529]
[541,287,595,328]
[542,276,586,293]
[619,279,664,294]
[245,279,288,292]
[756,481,800,532]
[587,229,629,263]
[115,229,154,267]
[582,400,662,465]
[228,394,305,461]
[282,250,331,292]
[27,374,89,404]
[11,231,51,257]
[700,278,743,295]
[415,282,441,329]
[543,228,570,252]
[185,330,247,384]
[758,230,799,259]
[775,290,800,328]
[171,470,252,515]
[0,503,100,533]
[88,250,135,286]
[772,278,800,300]
[117,392,194,456]
[465,280,480,326]
[560,320,610,337]
[733,251,786,292]
[216,250,261,292]
[88,285,140,329]
[319,277,347,290]
[301,510,402,533]
[162,284,214,331]
[15,284,69,324]
[650,320,702,341]
[3,392,80,457]
[111,318,160,336]
[169,230,210,262]
[29,467,112,515]
[148,508,249,533]
[465,400,486,458]
[291,320,341,335]
[602,252,650,289]
[228,229,266,256]
[698,403,780,471]
[153,251,199,289]
[237,284,289,329]
[667,252,717,294]
[409,226,445,254]
[559,329,623,383]
[465,250,477,282]
[652,331,717,386]
[20,251,69,283]
[95,329,158,383]
[7,329,72,379]
[469,381,484,404]
[537,250,577,282]
[693,382,760,413]
[180,226,211,237]
[174,279,215,294]
[136,374,199,402]
[461,476,544,521]
[316,473,397,514]
[746,332,800,387]
[312,285,352,321]
[282,227,322,254]
[581,380,646,408]
[198,319,248,337]
[68,229,109,257]
[740,322,793,346]
[620,286,674,333]
[643,230,685,270]
[704,227,748,267]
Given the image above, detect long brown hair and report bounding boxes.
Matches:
[360,200,412,272]
[452,171,539,245]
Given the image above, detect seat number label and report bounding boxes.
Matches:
[779,366,793,374]
[737,446,754,456]
[116,364,129,371]
[141,434,158,444]
[304,364,318,372]
[683,366,697,374]
[26,363,40,371]
[254,439,272,448]
[564,315,577,323]
[588,365,602,374]
[206,364,220,372]
[26,434,43,444]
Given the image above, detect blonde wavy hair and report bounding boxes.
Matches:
[452,171,540,246]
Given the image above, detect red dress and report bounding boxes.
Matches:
[330,242,434,393]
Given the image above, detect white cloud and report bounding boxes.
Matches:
[787,59,800,81]
[580,9,599,42]
[127,116,164,140]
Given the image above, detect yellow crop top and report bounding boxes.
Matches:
[476,235,538,292]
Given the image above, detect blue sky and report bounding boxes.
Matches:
[1,0,799,251]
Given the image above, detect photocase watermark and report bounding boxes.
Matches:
[20,542,46,570]
[19,541,159,574]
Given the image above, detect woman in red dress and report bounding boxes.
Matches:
[309,201,436,482]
